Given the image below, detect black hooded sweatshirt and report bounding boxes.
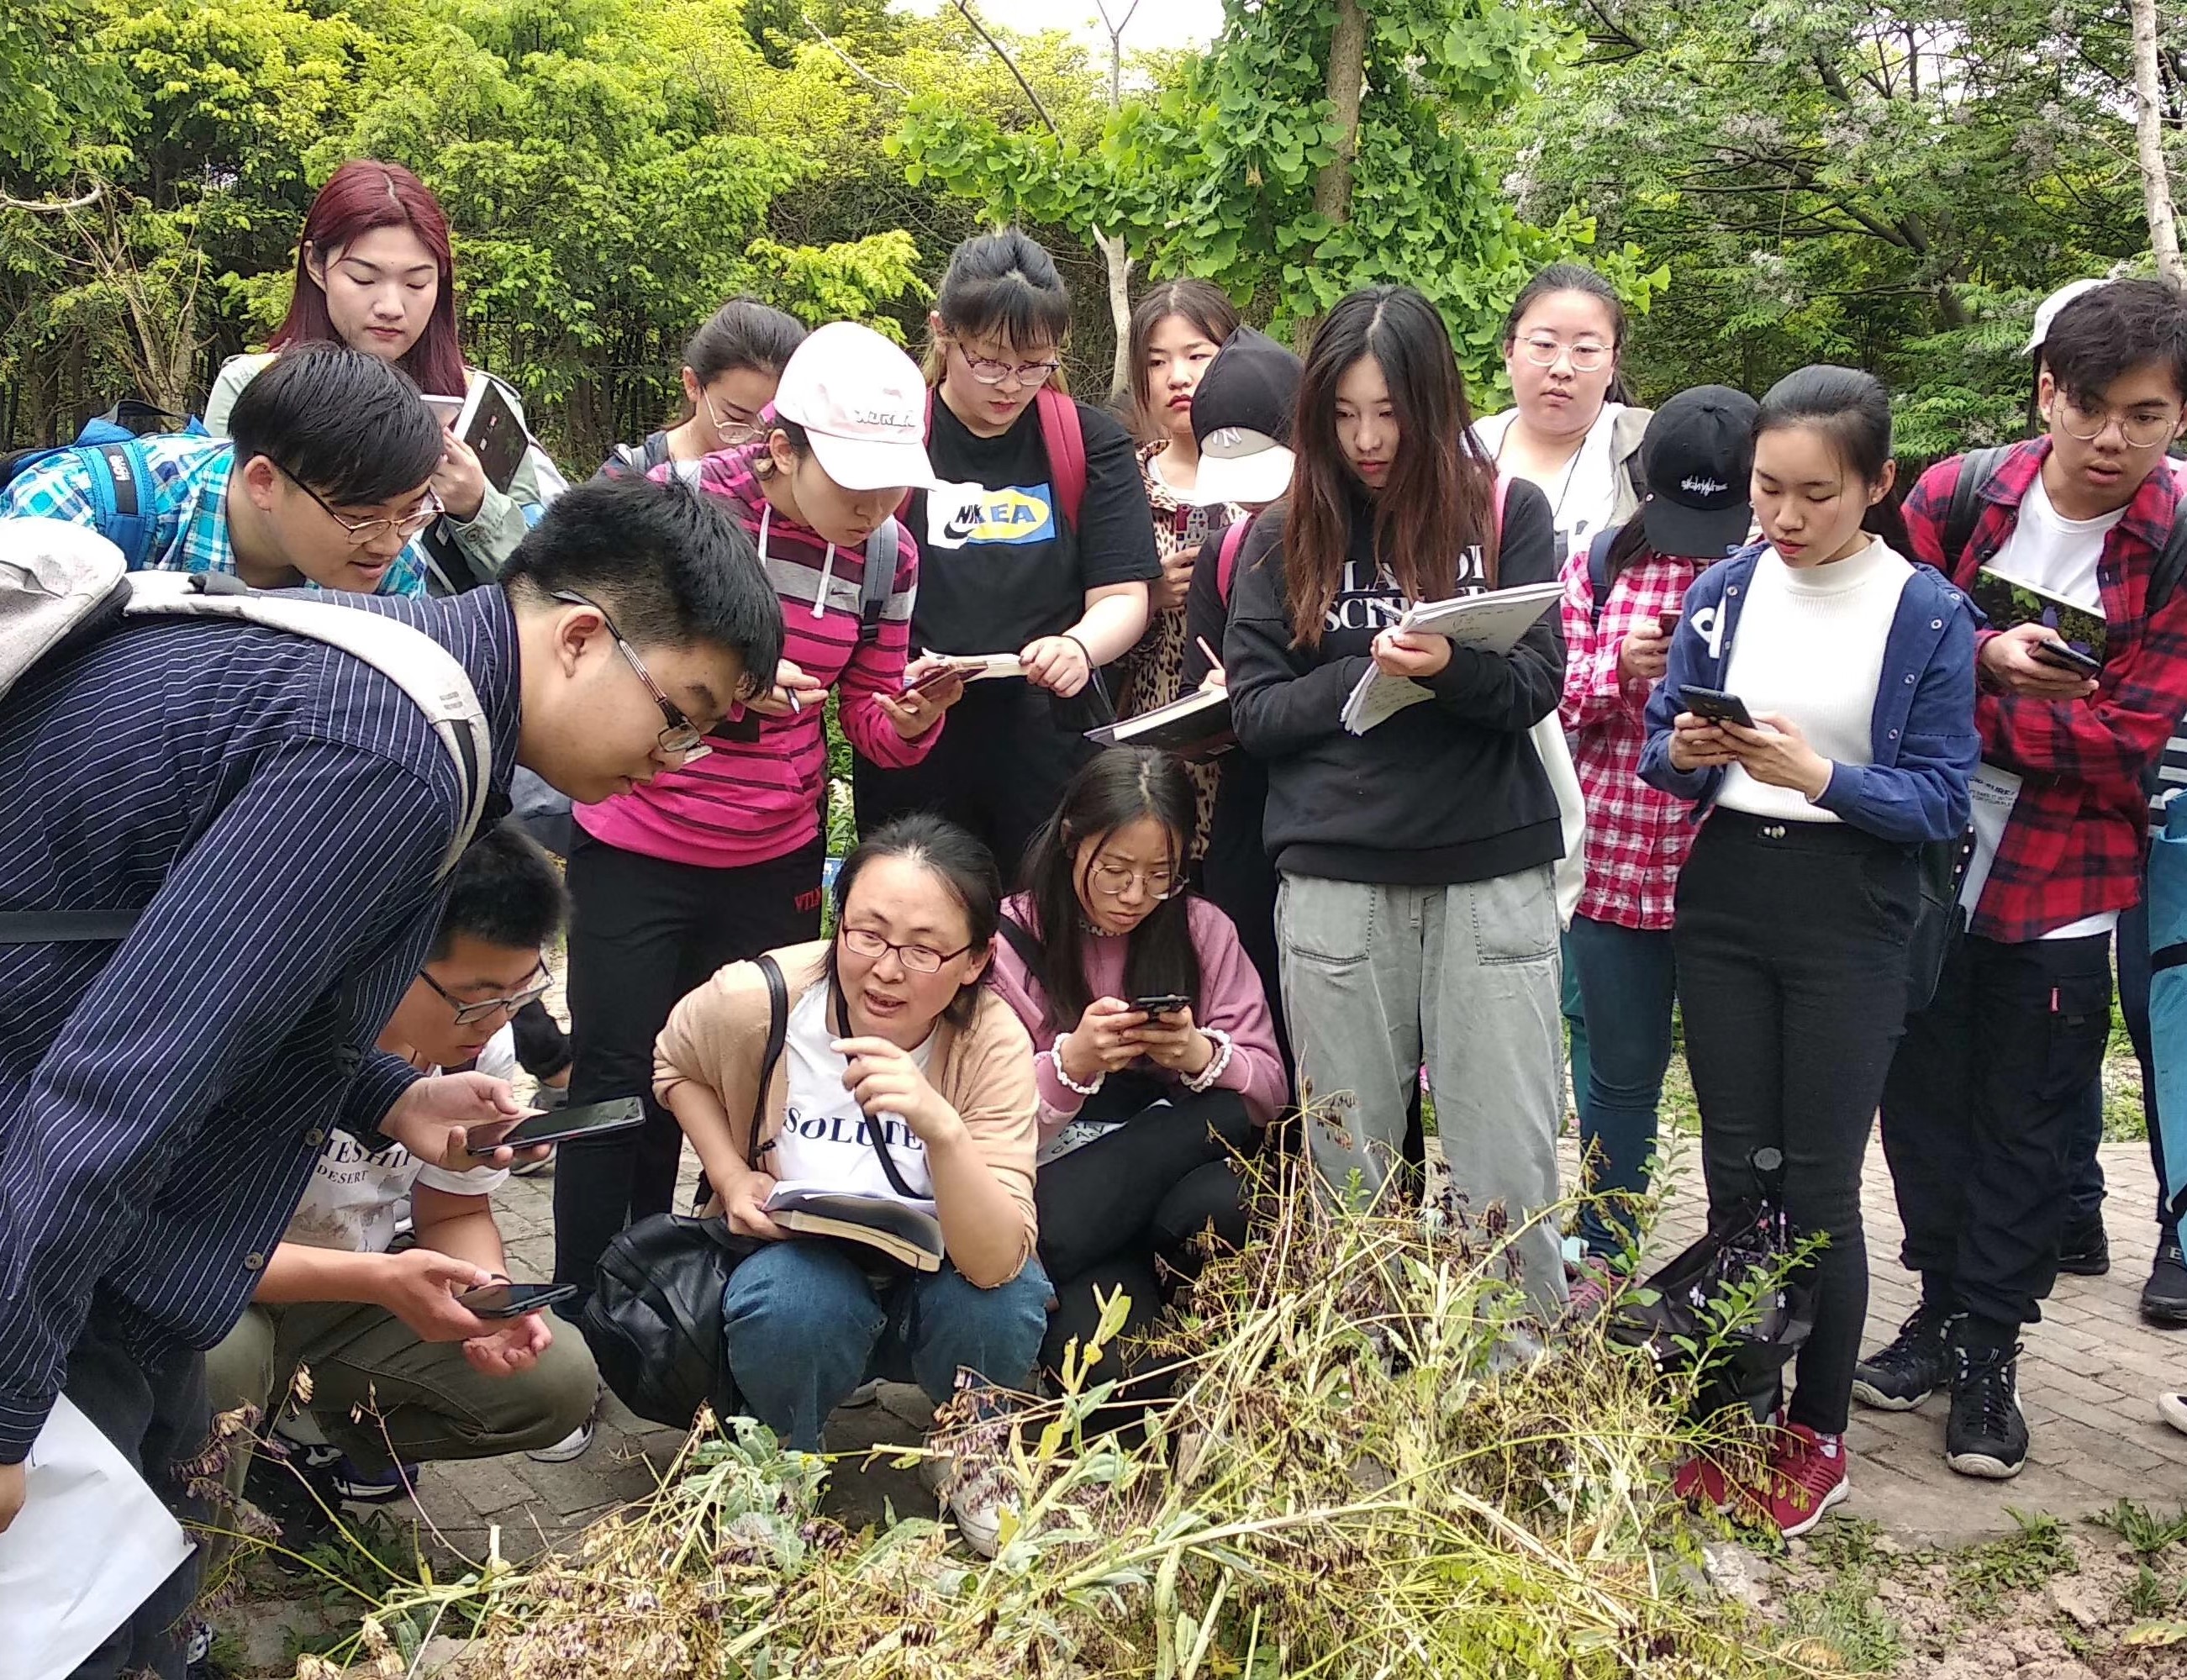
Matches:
[1224,477,1564,885]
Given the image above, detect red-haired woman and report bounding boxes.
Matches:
[204,159,565,592]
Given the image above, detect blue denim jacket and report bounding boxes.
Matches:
[1637,544,1981,845]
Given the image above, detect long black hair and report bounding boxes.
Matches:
[1753,366,1914,558]
[826,813,1002,1030]
[1288,285,1500,643]
[1014,747,1200,1030]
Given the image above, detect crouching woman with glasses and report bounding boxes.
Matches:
[652,814,1050,1553]
[986,749,1286,1403]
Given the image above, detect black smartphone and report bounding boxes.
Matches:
[2030,638,2102,677]
[458,1281,579,1320]
[1679,686,1756,729]
[1130,993,1191,1018]
[467,1096,643,1156]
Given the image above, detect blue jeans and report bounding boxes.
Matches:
[2065,887,2170,1233]
[1562,931,1591,1119]
[721,1240,1053,1451]
[1568,914,1678,1259]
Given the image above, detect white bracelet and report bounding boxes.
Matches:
[1048,1037,1105,1097]
[1183,1027,1235,1093]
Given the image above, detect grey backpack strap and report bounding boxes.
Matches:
[122,573,492,879]
[858,519,901,647]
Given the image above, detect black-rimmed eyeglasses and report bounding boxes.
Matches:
[417,962,551,1027]
[550,590,712,766]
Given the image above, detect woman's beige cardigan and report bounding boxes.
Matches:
[653,941,1041,1283]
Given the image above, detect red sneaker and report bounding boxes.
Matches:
[1753,1422,1850,1538]
[1673,1452,1736,1514]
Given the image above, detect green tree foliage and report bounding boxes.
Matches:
[897,0,1666,392]
[0,0,1046,461]
[1496,0,2182,455]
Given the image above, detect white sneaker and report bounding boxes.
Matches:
[527,1416,595,1463]
[2158,1391,2187,1437]
[919,1437,1014,1558]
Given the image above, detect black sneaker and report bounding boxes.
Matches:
[1944,1341,2028,1480]
[1851,1303,1962,1412]
[2142,1235,2187,1327]
[2057,1216,2111,1277]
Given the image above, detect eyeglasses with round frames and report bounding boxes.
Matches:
[2053,396,2179,450]
[702,391,766,447]
[1088,858,1185,902]
[549,590,713,765]
[416,961,551,1027]
[275,461,441,545]
[949,339,1064,388]
[838,925,975,974]
[1518,335,1612,372]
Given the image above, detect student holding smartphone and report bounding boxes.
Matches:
[556,324,962,1326]
[200,827,598,1539]
[1557,387,1759,1309]
[1639,366,1978,1536]
[985,748,1284,1401]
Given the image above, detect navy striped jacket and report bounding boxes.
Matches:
[0,587,519,1461]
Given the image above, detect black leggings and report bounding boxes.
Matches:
[1036,1088,1256,1403]
[1673,810,1919,1435]
[555,829,823,1300]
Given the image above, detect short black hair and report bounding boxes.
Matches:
[2042,279,2187,409]
[229,340,446,507]
[498,474,784,701]
[429,821,567,961]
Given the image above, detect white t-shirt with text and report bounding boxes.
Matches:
[770,987,935,1206]
[279,1026,514,1254]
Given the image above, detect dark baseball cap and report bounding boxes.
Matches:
[1640,384,1760,557]
[1189,324,1304,507]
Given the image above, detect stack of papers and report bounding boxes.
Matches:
[1339,581,1563,735]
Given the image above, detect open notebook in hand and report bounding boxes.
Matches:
[764,1182,945,1272]
[1339,580,1563,735]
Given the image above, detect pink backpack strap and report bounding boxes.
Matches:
[1215,513,1255,604]
[1493,471,1509,533]
[1035,387,1087,532]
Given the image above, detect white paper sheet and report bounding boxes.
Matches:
[0,1396,193,1680]
[1957,761,2024,915]
[1339,581,1563,735]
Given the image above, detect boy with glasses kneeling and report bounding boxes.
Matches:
[202,824,598,1518]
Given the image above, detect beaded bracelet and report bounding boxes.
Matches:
[1047,1035,1106,1097]
[1182,1027,1235,1093]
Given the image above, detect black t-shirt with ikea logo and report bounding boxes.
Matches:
[906,393,1161,656]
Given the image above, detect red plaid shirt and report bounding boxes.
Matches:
[1558,543,1709,930]
[1904,440,2187,942]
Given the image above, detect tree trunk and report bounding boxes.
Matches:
[1098,228,1134,395]
[2132,0,2184,284]
[1299,0,1369,353]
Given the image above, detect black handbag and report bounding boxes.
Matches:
[1905,829,1973,1015]
[1608,1147,1817,1423]
[578,955,788,1429]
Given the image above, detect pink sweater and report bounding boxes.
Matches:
[574,444,941,868]
[986,893,1287,1142]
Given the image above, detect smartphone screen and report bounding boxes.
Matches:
[468,1097,643,1156]
[1657,610,1682,635]
[459,1281,579,1319]
[2031,639,2101,677]
[420,393,464,428]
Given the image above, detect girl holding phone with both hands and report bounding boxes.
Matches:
[986,748,1285,1412]
[1640,366,1979,1537]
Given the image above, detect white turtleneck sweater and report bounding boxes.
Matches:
[1716,538,1915,823]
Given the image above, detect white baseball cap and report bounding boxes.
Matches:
[2024,279,2108,355]
[772,320,938,492]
